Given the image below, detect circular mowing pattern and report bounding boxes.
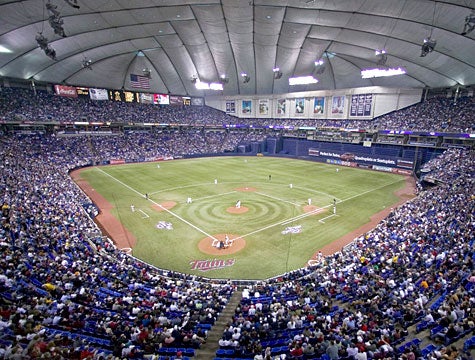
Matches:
[185,197,286,226]
[198,233,246,255]
[226,206,249,214]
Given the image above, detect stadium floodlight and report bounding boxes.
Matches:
[289,76,318,85]
[142,68,151,78]
[0,45,11,53]
[36,33,49,49]
[314,59,325,74]
[219,74,229,84]
[194,79,209,89]
[461,12,475,35]
[361,67,406,79]
[35,32,57,60]
[209,82,223,91]
[273,67,283,79]
[375,49,387,65]
[82,59,93,70]
[194,79,223,91]
[241,73,250,83]
[64,0,80,9]
[420,38,436,57]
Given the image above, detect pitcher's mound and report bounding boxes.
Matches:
[198,234,246,255]
[152,201,177,212]
[227,206,249,214]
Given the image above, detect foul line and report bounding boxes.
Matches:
[235,206,327,241]
[319,214,339,223]
[233,177,405,241]
[280,208,325,226]
[339,178,405,203]
[95,168,218,241]
[95,168,404,244]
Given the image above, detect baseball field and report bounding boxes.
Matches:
[73,156,413,280]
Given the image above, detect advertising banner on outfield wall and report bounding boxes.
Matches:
[397,159,414,169]
[309,148,412,174]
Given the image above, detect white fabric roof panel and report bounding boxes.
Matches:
[0,0,473,96]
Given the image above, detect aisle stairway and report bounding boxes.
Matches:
[194,288,243,359]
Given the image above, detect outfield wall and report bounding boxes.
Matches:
[90,135,444,176]
[276,138,444,175]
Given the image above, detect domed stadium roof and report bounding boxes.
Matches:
[0,0,474,96]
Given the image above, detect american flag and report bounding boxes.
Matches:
[130,74,150,89]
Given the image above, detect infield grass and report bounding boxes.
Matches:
[77,156,407,280]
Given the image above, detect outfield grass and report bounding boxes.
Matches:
[77,156,406,280]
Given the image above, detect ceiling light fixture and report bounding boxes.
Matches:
[461,11,475,35]
[361,67,406,79]
[273,67,283,79]
[0,45,12,53]
[63,0,80,9]
[194,78,223,91]
[420,37,436,57]
[314,59,325,74]
[35,32,56,60]
[375,49,387,66]
[241,73,250,83]
[142,68,151,78]
[46,2,67,38]
[219,74,229,84]
[82,58,93,70]
[289,76,318,85]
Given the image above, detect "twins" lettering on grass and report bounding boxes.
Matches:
[190,259,235,271]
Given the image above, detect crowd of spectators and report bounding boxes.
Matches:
[0,86,474,359]
[0,88,235,126]
[217,147,474,359]
[1,87,474,133]
[51,129,267,163]
[0,134,236,359]
[374,96,475,133]
[0,132,473,360]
